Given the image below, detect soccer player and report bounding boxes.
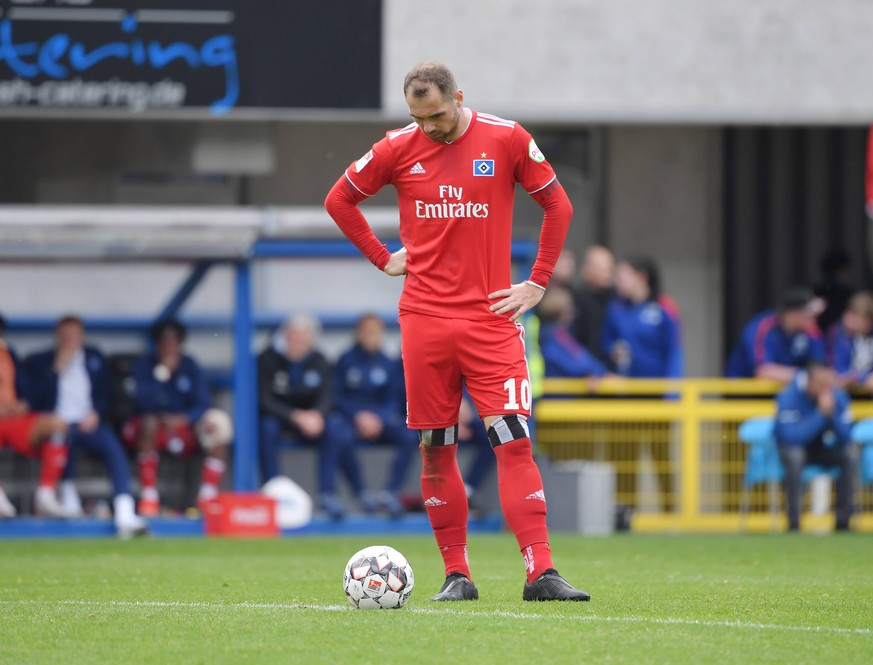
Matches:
[0,314,70,518]
[325,61,589,602]
[122,320,232,516]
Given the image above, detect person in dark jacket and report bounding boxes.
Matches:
[538,287,608,378]
[258,314,360,519]
[25,315,146,537]
[570,245,616,365]
[334,314,419,516]
[122,320,232,516]
[774,361,858,531]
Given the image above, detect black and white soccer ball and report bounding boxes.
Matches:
[343,545,414,609]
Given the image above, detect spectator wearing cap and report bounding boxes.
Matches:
[122,319,233,516]
[775,361,858,531]
[725,287,827,381]
[829,290,873,391]
[24,315,147,536]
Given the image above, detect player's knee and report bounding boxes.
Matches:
[197,408,234,451]
[486,414,530,448]
[418,425,459,447]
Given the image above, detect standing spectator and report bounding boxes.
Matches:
[25,315,146,536]
[571,245,615,364]
[538,287,607,378]
[774,361,858,532]
[725,287,826,381]
[0,313,70,518]
[258,315,359,520]
[549,249,577,291]
[815,250,855,335]
[334,314,418,516]
[122,320,232,516]
[602,256,683,377]
[829,290,873,390]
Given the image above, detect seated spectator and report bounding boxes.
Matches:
[725,287,826,381]
[571,245,616,365]
[24,315,146,536]
[122,320,232,516]
[602,256,683,377]
[258,315,360,520]
[537,287,607,378]
[828,290,873,391]
[774,361,858,531]
[333,314,419,517]
[0,313,70,518]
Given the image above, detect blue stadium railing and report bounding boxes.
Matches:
[5,237,537,493]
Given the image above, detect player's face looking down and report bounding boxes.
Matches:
[407,85,466,143]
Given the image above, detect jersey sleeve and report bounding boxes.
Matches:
[511,123,557,193]
[343,136,395,197]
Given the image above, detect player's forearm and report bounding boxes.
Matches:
[528,179,573,288]
[325,176,392,270]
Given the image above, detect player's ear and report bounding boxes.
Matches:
[454,89,464,107]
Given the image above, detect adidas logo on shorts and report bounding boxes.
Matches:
[424,496,446,507]
[409,162,426,174]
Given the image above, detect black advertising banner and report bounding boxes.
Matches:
[0,0,382,115]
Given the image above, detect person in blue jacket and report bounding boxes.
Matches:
[537,287,607,379]
[25,315,147,537]
[725,287,826,381]
[602,256,683,378]
[334,314,419,517]
[828,290,873,391]
[774,361,858,531]
[122,320,233,516]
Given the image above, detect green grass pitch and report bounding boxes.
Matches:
[1,534,871,664]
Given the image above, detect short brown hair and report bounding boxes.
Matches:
[403,61,458,100]
[847,290,873,320]
[56,314,83,330]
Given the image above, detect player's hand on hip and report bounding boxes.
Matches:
[488,281,545,322]
[383,247,408,276]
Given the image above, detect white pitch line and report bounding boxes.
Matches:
[1,599,869,637]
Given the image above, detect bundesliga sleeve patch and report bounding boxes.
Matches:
[473,159,495,176]
[528,139,545,163]
[354,149,374,173]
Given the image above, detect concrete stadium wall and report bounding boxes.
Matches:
[385,0,873,124]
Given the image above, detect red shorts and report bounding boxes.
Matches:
[399,312,532,429]
[0,413,40,457]
[122,417,199,458]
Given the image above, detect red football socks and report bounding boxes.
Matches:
[137,451,159,492]
[38,440,68,489]
[493,437,554,583]
[420,443,471,580]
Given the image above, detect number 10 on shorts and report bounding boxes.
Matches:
[503,377,532,411]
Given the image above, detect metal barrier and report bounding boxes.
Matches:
[536,378,873,533]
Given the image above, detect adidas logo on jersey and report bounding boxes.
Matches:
[424,496,446,507]
[409,162,426,174]
[525,489,546,502]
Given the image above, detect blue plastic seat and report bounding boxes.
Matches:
[850,418,873,486]
[738,416,839,531]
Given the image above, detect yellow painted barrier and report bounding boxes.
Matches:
[535,378,873,533]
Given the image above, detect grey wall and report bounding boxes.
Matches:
[606,126,723,376]
[385,0,873,124]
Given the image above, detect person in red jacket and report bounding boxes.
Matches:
[325,61,588,602]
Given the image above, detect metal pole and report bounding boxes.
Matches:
[232,260,258,491]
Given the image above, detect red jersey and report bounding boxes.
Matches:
[344,111,557,321]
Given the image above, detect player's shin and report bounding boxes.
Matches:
[489,415,554,583]
[419,426,471,580]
